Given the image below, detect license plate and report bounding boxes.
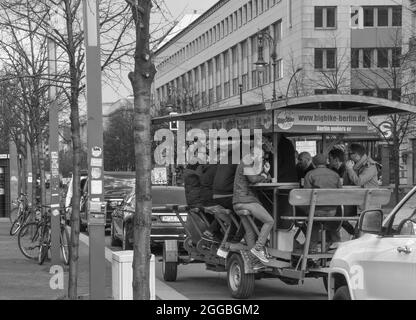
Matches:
[161,215,187,222]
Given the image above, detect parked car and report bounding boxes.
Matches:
[111,186,187,250]
[328,186,416,300]
[65,171,88,224]
[78,172,135,231]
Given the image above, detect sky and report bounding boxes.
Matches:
[101,0,218,103]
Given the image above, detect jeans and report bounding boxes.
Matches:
[234,202,274,250]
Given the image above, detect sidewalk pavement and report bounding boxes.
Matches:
[0,218,186,300]
[0,218,111,300]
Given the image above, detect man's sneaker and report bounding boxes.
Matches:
[250,247,269,263]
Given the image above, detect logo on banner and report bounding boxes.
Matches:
[379,121,393,139]
[275,111,295,130]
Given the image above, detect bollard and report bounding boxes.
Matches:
[112,251,155,300]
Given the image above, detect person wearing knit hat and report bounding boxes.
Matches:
[304,153,342,252]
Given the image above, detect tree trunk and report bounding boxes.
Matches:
[68,97,82,300]
[129,0,157,300]
[392,135,400,205]
[39,140,46,208]
[30,143,38,211]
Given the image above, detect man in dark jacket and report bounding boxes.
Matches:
[183,163,203,208]
[296,151,315,185]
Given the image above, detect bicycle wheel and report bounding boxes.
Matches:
[38,229,50,265]
[10,211,24,236]
[60,226,70,265]
[18,222,41,260]
[9,207,18,224]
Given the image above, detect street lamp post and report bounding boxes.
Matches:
[285,67,303,106]
[254,31,278,101]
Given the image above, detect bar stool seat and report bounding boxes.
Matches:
[204,205,232,216]
[235,209,251,216]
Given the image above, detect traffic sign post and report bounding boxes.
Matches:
[83,0,105,300]
[48,36,61,266]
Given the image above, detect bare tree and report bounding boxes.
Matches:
[305,34,351,95]
[126,0,156,300]
[355,28,416,204]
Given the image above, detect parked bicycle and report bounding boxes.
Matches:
[9,193,31,236]
[17,205,69,265]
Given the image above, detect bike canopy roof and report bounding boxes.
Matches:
[152,94,415,136]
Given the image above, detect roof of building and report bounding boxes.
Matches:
[155,0,228,55]
[155,13,201,52]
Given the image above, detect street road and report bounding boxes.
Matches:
[103,234,327,300]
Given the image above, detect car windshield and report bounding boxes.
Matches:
[152,187,186,206]
[104,173,135,196]
[128,187,186,207]
[388,189,416,235]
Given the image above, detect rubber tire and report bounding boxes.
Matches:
[10,212,24,236]
[122,226,133,250]
[333,285,351,300]
[60,227,70,265]
[80,219,87,233]
[38,231,49,265]
[323,275,328,293]
[162,243,178,282]
[9,207,18,224]
[110,223,122,247]
[18,222,40,260]
[227,254,255,299]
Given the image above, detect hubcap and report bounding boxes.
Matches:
[229,262,241,292]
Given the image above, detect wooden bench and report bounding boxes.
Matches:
[284,188,391,272]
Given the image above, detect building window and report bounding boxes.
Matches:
[326,49,336,69]
[363,7,374,27]
[273,20,282,42]
[392,88,401,101]
[362,89,375,97]
[229,15,233,33]
[248,1,252,21]
[224,81,230,98]
[208,88,214,105]
[243,5,247,24]
[232,78,239,95]
[377,89,389,99]
[377,48,388,68]
[392,48,401,67]
[216,85,222,101]
[251,70,257,88]
[315,49,323,69]
[259,0,263,14]
[315,48,336,69]
[351,48,359,68]
[315,89,337,95]
[238,8,242,27]
[363,48,373,68]
[377,7,388,27]
[314,7,336,28]
[253,0,258,17]
[392,6,402,26]
[275,59,283,79]
[242,74,248,92]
